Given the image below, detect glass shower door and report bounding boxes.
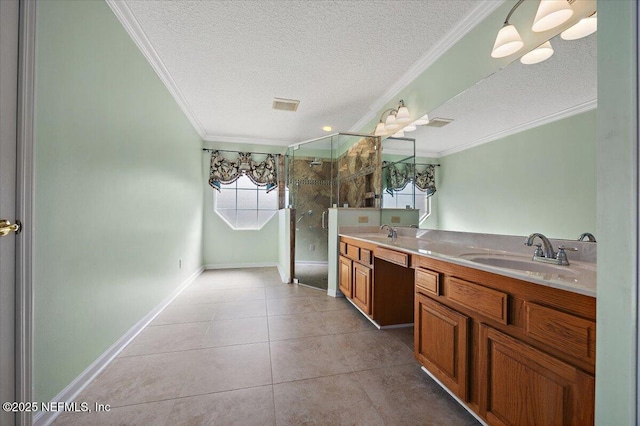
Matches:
[288,136,334,290]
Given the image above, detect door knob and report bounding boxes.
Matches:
[0,219,21,236]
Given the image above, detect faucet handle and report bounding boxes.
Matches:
[557,245,578,252]
[532,243,544,258]
[556,245,576,265]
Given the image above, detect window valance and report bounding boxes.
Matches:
[209,151,278,192]
[383,161,437,196]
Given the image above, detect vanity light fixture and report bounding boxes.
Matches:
[403,123,417,132]
[561,11,597,40]
[520,40,554,64]
[491,23,524,58]
[393,130,405,138]
[373,99,412,136]
[413,114,430,126]
[532,0,574,33]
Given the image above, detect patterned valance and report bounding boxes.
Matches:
[383,161,437,196]
[209,151,278,192]
[415,165,436,196]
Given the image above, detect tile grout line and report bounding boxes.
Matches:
[264,284,279,426]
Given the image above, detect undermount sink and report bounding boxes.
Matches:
[458,253,578,277]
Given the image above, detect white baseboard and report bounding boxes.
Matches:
[276,264,290,283]
[204,262,278,270]
[33,266,204,426]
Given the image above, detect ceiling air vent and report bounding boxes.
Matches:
[424,117,454,128]
[272,98,300,112]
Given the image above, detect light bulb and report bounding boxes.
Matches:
[532,0,574,33]
[561,12,597,40]
[520,40,554,65]
[491,24,524,58]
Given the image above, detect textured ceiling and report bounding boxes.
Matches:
[124,0,482,145]
[412,32,597,157]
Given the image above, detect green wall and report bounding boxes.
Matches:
[34,1,204,403]
[202,154,279,267]
[595,1,638,424]
[435,110,596,239]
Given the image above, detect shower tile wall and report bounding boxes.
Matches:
[290,156,332,262]
[336,137,381,208]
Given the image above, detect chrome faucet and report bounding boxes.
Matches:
[577,232,596,242]
[525,232,576,266]
[525,233,555,259]
[380,224,398,242]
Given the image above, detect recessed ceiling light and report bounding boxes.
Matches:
[322,126,333,132]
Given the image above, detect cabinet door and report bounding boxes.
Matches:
[415,293,469,400]
[478,325,594,426]
[352,262,372,315]
[339,255,352,298]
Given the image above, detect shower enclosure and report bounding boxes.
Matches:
[286,133,378,290]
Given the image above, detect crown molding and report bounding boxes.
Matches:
[105,0,207,139]
[348,0,506,134]
[203,134,294,147]
[437,99,598,158]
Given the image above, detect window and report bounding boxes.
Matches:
[383,184,431,224]
[214,174,278,230]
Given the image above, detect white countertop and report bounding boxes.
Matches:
[339,229,597,298]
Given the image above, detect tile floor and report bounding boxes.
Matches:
[54,268,479,425]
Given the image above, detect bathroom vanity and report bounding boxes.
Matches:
[337,228,596,426]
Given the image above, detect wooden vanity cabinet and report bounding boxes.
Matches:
[339,237,414,326]
[413,255,596,426]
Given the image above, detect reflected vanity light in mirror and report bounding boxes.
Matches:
[491,23,524,58]
[520,40,555,64]
[414,114,430,126]
[393,130,405,138]
[532,0,574,33]
[403,124,417,132]
[561,12,597,40]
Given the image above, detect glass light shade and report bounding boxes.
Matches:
[374,121,387,136]
[561,12,597,40]
[520,41,554,65]
[532,0,574,33]
[395,106,411,123]
[385,113,399,130]
[414,114,429,125]
[403,124,417,132]
[491,24,524,58]
[392,130,405,138]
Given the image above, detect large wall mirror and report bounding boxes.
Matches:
[412,27,597,240]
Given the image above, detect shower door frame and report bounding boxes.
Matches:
[288,132,375,291]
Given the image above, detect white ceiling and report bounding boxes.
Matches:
[119,0,494,145]
[411,32,597,157]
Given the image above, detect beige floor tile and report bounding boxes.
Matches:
[78,351,190,407]
[319,307,376,334]
[119,322,209,357]
[213,299,267,320]
[307,295,351,312]
[150,303,217,326]
[387,325,415,351]
[166,386,275,426]
[269,335,351,383]
[179,343,272,397]
[353,364,480,425]
[266,297,317,316]
[52,399,174,426]
[267,312,329,341]
[273,375,384,425]
[171,288,226,305]
[201,317,269,347]
[223,287,267,302]
[333,330,415,371]
[265,285,325,299]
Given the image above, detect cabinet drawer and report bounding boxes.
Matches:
[415,268,440,296]
[339,241,347,256]
[524,302,596,365]
[360,248,372,265]
[346,244,360,261]
[375,246,409,267]
[445,277,508,325]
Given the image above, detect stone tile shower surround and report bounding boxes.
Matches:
[290,156,333,263]
[336,137,381,208]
